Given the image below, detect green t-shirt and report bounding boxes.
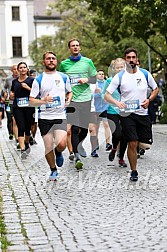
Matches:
[59,56,97,102]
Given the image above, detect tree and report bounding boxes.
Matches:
[29,0,149,74]
[85,0,167,78]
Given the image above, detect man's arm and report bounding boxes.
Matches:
[29,95,53,107]
[104,91,126,110]
[141,87,159,109]
[77,75,97,84]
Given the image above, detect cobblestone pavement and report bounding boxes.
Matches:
[0,119,167,252]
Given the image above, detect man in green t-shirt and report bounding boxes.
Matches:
[59,38,97,170]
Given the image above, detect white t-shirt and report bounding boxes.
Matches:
[106,67,157,115]
[30,71,71,119]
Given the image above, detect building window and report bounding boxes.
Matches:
[12,37,22,57]
[12,6,20,21]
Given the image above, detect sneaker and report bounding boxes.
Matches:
[117,150,120,158]
[75,160,83,170]
[54,148,64,167]
[49,170,58,181]
[106,143,112,151]
[130,170,138,182]
[16,143,21,150]
[25,142,30,155]
[119,159,127,167]
[109,149,116,161]
[78,144,87,158]
[91,150,99,157]
[21,150,27,160]
[29,135,34,145]
[33,139,37,145]
[139,148,145,156]
[9,134,13,140]
[69,153,75,161]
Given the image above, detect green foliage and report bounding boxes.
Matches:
[159,102,167,124]
[0,192,11,250]
[86,0,167,78]
[29,0,150,74]
[162,81,167,103]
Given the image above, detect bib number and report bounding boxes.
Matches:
[124,99,140,112]
[17,97,29,107]
[6,105,10,112]
[70,75,81,86]
[45,96,61,109]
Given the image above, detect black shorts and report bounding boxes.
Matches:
[38,119,67,136]
[66,101,91,129]
[0,108,4,119]
[120,113,153,144]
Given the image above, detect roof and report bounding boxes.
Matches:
[34,0,62,18]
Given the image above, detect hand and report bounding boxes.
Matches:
[22,82,30,91]
[95,88,101,93]
[77,78,88,84]
[140,99,150,109]
[116,101,126,109]
[44,94,53,103]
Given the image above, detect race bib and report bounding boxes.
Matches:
[17,97,29,107]
[45,96,61,109]
[6,105,10,112]
[124,99,140,112]
[70,75,81,86]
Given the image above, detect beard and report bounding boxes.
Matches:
[129,61,137,69]
[45,64,56,71]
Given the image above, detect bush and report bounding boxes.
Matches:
[159,102,167,124]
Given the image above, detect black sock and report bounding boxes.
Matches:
[50,167,57,172]
[54,147,61,156]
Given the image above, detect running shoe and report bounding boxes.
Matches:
[119,159,127,167]
[78,144,87,158]
[25,142,30,154]
[69,153,75,161]
[16,143,21,150]
[49,170,58,181]
[75,160,83,170]
[29,135,34,145]
[130,170,138,182]
[91,150,99,157]
[106,143,112,151]
[108,149,116,161]
[9,134,13,140]
[21,150,27,160]
[33,139,37,145]
[54,148,64,167]
[139,148,145,156]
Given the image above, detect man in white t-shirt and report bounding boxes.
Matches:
[104,48,159,181]
[29,51,72,181]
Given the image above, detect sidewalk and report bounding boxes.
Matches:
[0,119,167,252]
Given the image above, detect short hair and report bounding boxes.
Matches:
[68,38,80,48]
[42,51,56,60]
[97,69,104,73]
[124,48,138,57]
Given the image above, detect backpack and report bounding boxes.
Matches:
[117,68,149,93]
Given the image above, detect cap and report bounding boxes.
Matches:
[29,69,36,75]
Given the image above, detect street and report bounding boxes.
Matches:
[0,119,167,252]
